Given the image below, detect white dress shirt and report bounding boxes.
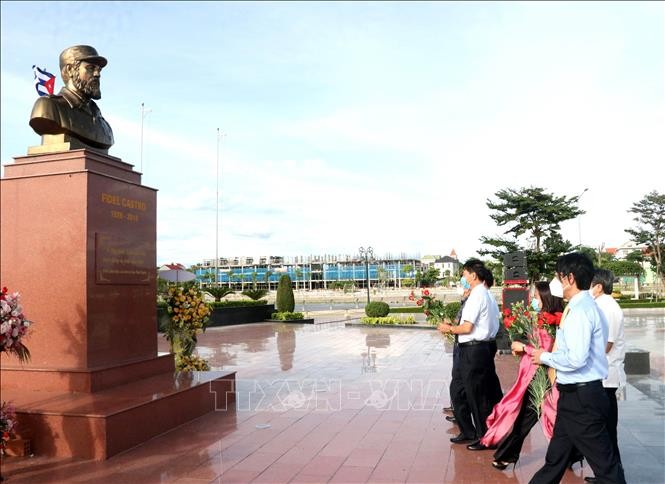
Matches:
[594,293,626,389]
[459,284,494,343]
[487,290,500,339]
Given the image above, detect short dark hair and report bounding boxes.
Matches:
[479,267,494,288]
[555,252,594,290]
[535,281,564,313]
[462,259,485,281]
[592,268,614,295]
[462,258,484,270]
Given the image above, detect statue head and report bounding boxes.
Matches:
[59,45,108,100]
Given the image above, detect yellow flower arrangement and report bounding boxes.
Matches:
[176,354,211,371]
[163,286,212,371]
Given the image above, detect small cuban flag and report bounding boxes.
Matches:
[33,65,56,96]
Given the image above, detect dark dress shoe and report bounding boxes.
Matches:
[584,478,597,483]
[450,434,475,444]
[467,441,493,451]
[445,415,457,423]
[492,459,518,470]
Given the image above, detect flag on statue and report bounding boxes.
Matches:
[33,65,55,96]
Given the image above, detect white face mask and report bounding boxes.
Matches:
[549,277,564,298]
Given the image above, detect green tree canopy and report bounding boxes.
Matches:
[416,268,440,287]
[626,190,665,292]
[479,187,582,281]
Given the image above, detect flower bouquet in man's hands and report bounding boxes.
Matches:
[410,289,455,343]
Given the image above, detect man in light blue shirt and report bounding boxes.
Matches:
[538,290,608,385]
[530,253,625,484]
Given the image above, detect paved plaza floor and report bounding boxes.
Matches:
[3,312,664,483]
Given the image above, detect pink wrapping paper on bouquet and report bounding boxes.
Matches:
[480,328,557,447]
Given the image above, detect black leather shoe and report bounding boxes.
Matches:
[584,478,597,483]
[467,441,493,451]
[445,416,457,423]
[450,434,475,444]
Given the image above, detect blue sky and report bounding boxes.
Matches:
[1,1,663,266]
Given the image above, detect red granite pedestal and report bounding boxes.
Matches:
[0,149,235,459]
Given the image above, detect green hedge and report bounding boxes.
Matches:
[360,316,417,325]
[271,311,305,320]
[389,307,423,313]
[365,301,390,317]
[211,299,269,308]
[618,301,665,309]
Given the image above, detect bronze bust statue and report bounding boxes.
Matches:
[29,45,114,154]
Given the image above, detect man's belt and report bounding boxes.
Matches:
[556,380,602,393]
[459,340,490,347]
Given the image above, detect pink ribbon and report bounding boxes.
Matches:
[481,328,557,447]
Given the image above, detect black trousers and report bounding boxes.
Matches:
[488,339,503,406]
[530,381,625,484]
[453,342,502,440]
[494,393,585,465]
[448,340,460,408]
[605,387,621,464]
[494,391,539,462]
[451,341,476,438]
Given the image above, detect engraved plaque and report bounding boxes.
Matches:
[95,233,151,285]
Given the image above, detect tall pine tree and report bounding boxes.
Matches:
[479,187,582,281]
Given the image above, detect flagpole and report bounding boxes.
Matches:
[140,103,145,172]
[140,103,152,173]
[216,129,220,287]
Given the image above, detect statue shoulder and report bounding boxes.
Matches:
[30,95,68,134]
[31,94,69,118]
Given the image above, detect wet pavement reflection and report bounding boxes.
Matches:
[4,315,664,483]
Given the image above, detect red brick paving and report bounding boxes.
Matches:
[3,321,663,483]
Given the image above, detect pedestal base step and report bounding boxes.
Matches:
[3,370,236,460]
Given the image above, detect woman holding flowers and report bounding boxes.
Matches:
[481,281,563,470]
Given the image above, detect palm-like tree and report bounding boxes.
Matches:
[295,268,303,291]
[207,286,234,301]
[263,270,273,290]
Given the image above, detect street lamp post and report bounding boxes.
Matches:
[577,188,589,246]
[215,129,226,287]
[359,246,374,304]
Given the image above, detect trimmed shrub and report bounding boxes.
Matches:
[365,301,390,317]
[360,316,416,325]
[271,311,304,321]
[389,307,423,313]
[276,274,295,312]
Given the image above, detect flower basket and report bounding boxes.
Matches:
[0,287,32,363]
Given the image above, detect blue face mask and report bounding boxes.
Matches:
[530,298,540,312]
[460,277,471,290]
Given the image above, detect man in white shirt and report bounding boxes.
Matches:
[439,261,502,448]
[586,268,626,482]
